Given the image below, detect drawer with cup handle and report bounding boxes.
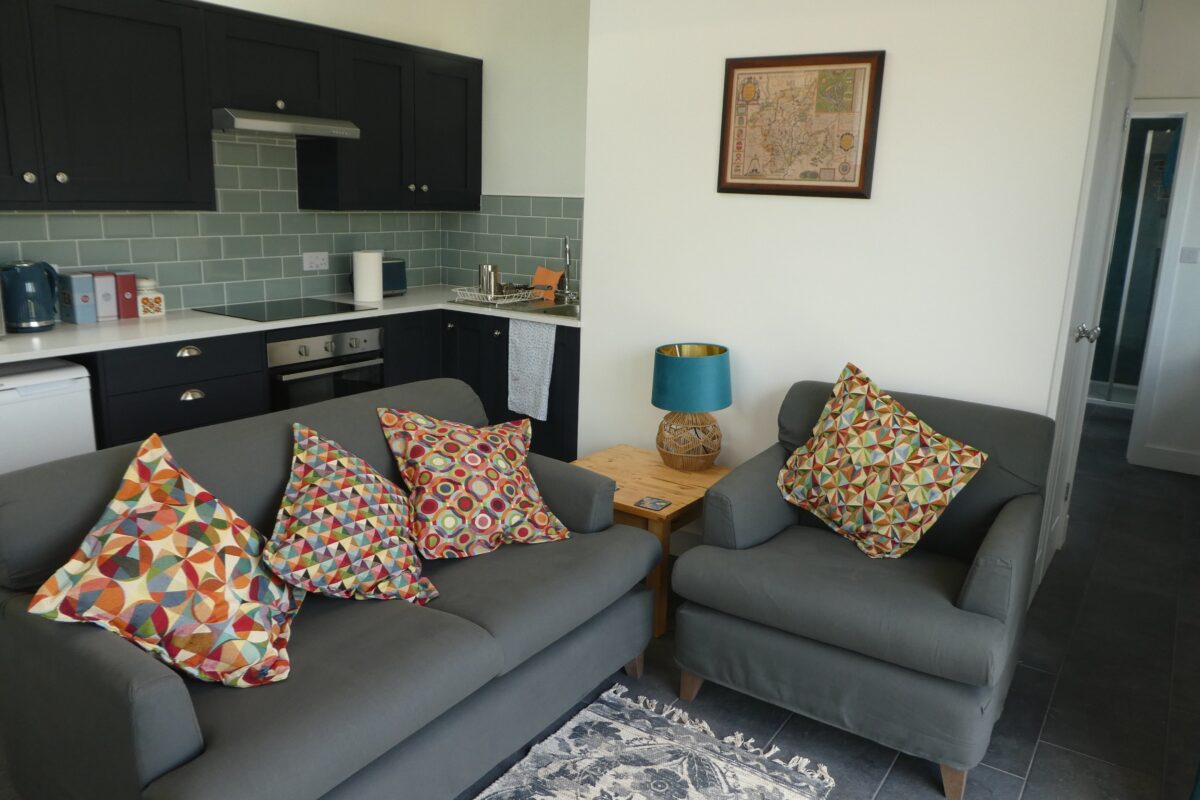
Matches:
[100,373,270,445]
[97,332,265,395]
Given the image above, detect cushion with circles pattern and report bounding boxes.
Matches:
[377,409,570,559]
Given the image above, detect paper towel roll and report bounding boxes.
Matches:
[353,250,384,304]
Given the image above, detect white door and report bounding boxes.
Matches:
[1040,0,1141,579]
[1127,101,1200,474]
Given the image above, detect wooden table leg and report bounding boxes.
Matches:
[647,518,671,637]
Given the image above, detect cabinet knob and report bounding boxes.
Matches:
[408,184,417,192]
[275,99,286,111]
[175,344,202,358]
[22,171,36,184]
[421,184,429,192]
[493,329,503,337]
[55,171,69,184]
[179,388,206,401]
[446,322,455,330]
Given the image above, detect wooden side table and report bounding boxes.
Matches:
[573,444,730,637]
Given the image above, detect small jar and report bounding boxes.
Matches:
[136,277,166,318]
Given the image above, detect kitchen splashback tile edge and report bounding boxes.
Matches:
[0,132,583,309]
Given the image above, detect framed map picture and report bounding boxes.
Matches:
[718,51,885,198]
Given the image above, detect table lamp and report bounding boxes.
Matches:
[651,343,732,471]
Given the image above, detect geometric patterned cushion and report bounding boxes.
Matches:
[27,434,305,687]
[264,424,437,603]
[778,363,988,558]
[377,409,570,559]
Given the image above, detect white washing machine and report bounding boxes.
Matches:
[0,359,96,474]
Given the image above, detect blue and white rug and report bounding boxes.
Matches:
[475,685,835,800]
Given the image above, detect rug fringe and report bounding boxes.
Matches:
[604,684,835,789]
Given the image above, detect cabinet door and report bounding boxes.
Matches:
[412,52,481,210]
[0,0,43,205]
[332,37,415,210]
[528,326,580,461]
[27,0,212,208]
[480,316,513,425]
[206,12,335,117]
[441,311,487,416]
[385,310,442,386]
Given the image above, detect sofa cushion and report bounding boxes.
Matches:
[422,525,660,672]
[28,434,304,688]
[778,363,987,559]
[265,424,437,603]
[145,596,502,800]
[379,410,570,559]
[672,525,1008,686]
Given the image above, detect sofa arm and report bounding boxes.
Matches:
[957,493,1044,623]
[527,452,616,533]
[0,598,204,798]
[704,443,801,550]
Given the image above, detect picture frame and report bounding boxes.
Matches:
[717,51,885,199]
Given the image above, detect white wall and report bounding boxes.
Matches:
[579,0,1108,464]
[1134,0,1200,99]
[204,0,589,197]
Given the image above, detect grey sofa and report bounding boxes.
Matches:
[672,380,1054,800]
[0,378,659,800]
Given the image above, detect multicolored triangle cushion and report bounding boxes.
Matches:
[265,424,438,603]
[378,409,570,559]
[777,364,988,558]
[27,434,305,687]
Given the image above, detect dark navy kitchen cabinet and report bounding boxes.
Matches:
[412,51,481,210]
[298,38,480,212]
[206,11,336,118]
[441,311,580,461]
[26,0,214,208]
[385,310,442,386]
[0,1,43,205]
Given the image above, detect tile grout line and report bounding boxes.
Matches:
[762,713,791,751]
[868,751,899,800]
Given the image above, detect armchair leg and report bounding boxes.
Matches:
[623,654,644,679]
[679,670,704,702]
[940,764,967,800]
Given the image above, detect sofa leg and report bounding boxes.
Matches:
[940,764,967,800]
[679,670,704,702]
[623,654,644,679]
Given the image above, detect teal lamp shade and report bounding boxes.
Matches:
[651,343,732,412]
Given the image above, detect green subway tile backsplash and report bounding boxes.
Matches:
[0,132,583,308]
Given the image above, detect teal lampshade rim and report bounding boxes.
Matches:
[651,342,732,413]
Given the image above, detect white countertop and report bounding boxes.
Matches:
[0,285,580,365]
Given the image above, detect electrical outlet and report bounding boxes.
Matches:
[1181,246,1199,265]
[302,251,329,272]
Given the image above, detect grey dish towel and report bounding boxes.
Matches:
[508,319,557,421]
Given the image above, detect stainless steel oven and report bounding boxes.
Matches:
[267,327,384,410]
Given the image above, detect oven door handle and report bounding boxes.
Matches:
[272,358,385,383]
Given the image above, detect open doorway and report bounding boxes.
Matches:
[1087,116,1182,409]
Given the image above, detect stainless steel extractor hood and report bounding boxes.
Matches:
[212,108,361,140]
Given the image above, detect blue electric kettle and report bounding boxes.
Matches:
[1,261,58,333]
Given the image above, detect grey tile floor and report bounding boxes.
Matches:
[4,406,1198,800]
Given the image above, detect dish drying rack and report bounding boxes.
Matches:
[452,286,538,305]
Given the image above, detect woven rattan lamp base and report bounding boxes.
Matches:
[655,411,722,471]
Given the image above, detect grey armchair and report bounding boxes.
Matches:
[671,381,1054,800]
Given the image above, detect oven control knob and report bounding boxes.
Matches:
[348,338,359,349]
[298,345,309,357]
[324,341,334,353]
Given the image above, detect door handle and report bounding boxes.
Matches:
[1074,324,1102,343]
[179,388,206,401]
[176,344,202,358]
[273,357,384,382]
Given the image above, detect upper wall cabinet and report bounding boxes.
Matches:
[25,0,213,209]
[412,52,482,210]
[205,12,336,118]
[297,39,481,212]
[0,1,42,205]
